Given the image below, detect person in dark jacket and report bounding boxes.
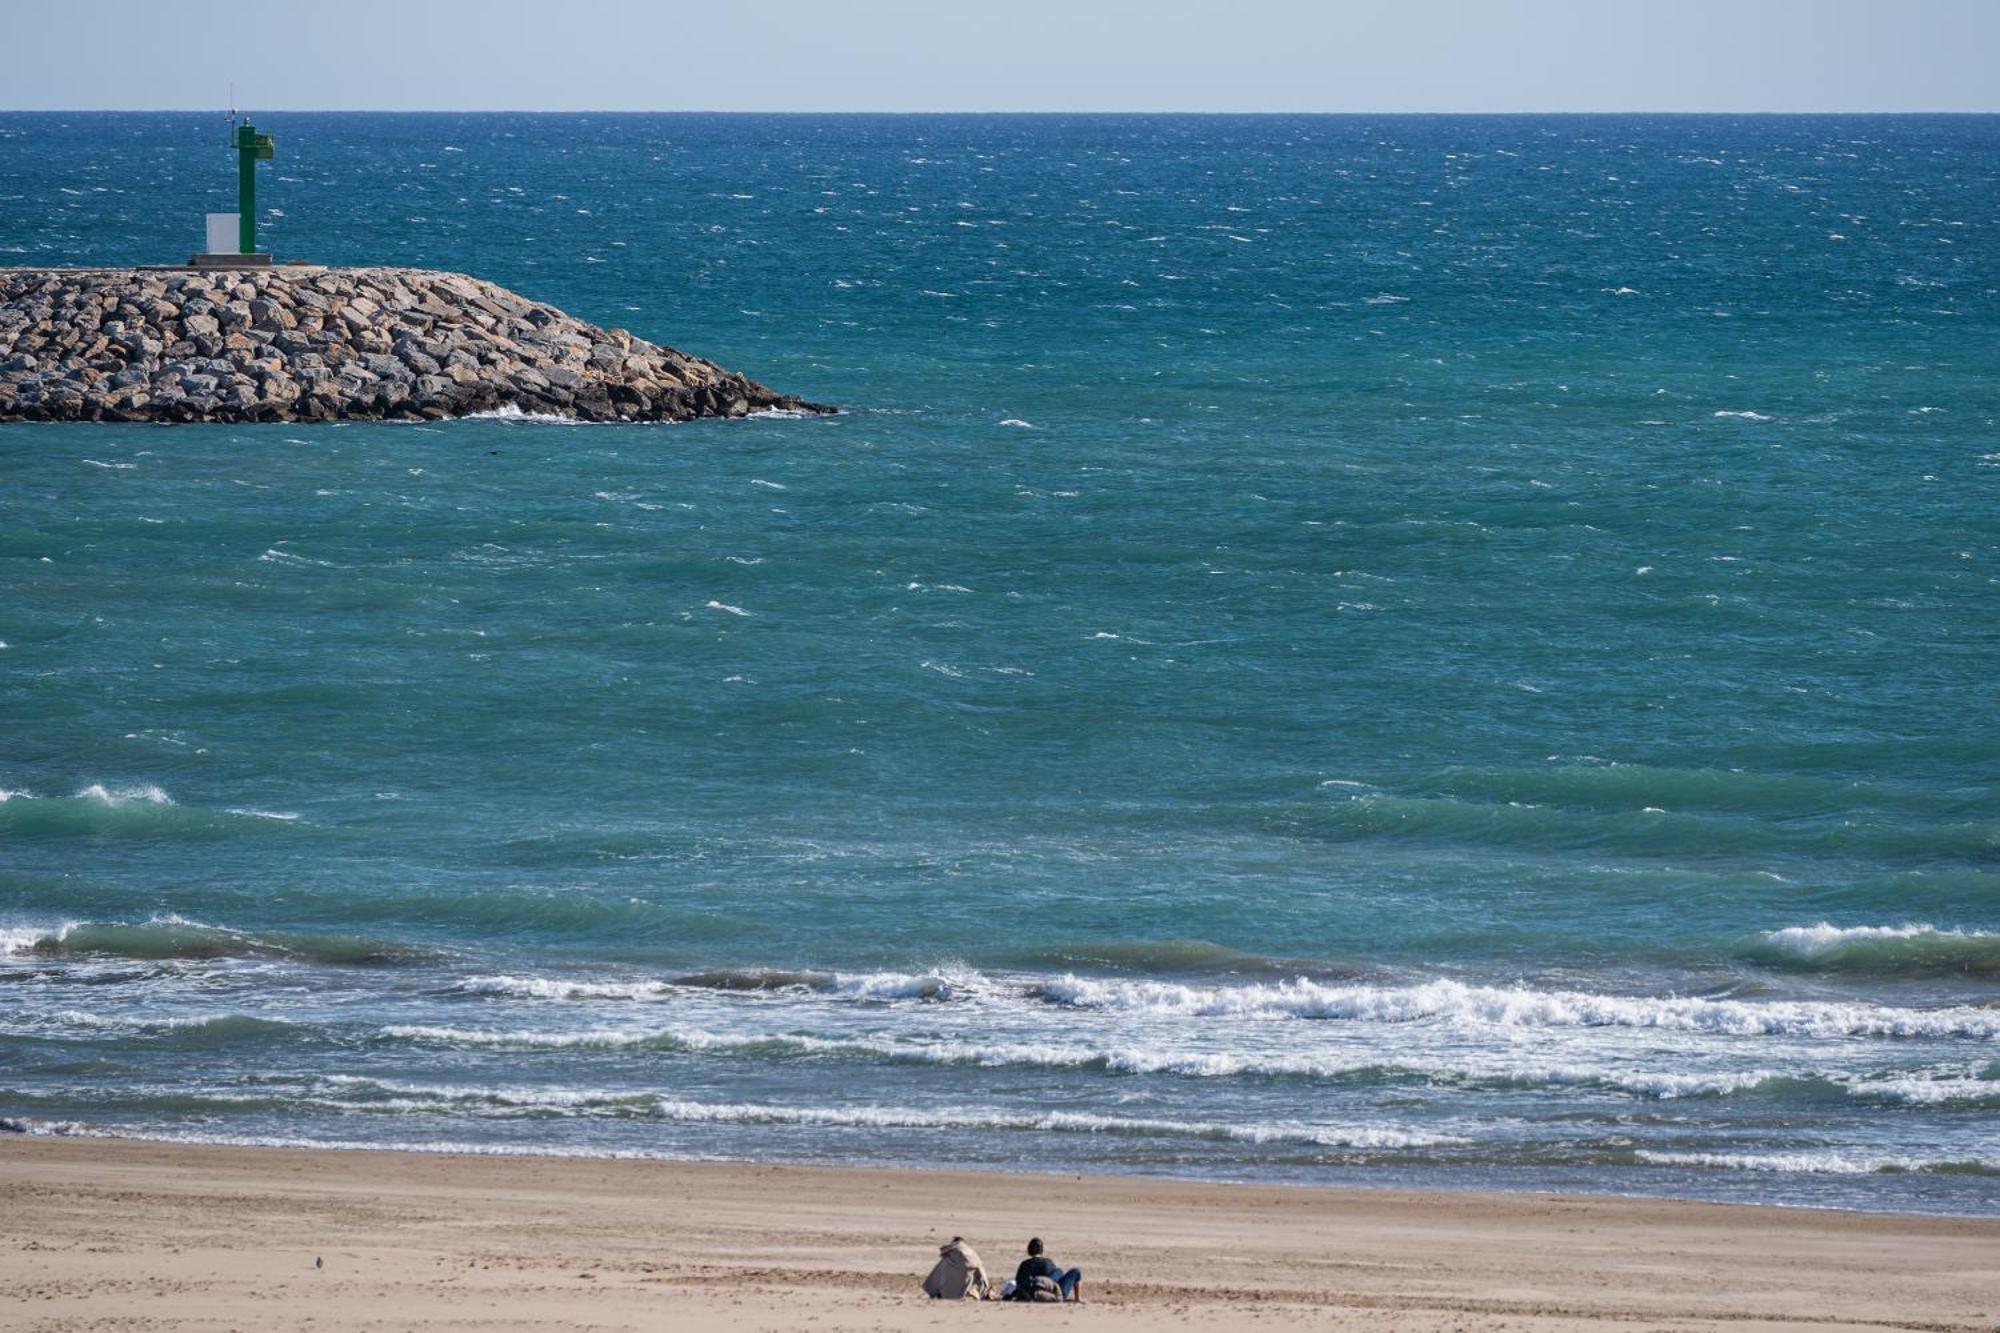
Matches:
[1011,1236,1083,1302]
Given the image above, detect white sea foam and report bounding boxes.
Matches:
[0,1120,693,1162]
[459,967,967,1004]
[464,963,2000,1039]
[46,1009,293,1033]
[1031,974,2000,1039]
[8,1099,1450,1152]
[75,782,172,807]
[378,1022,1998,1105]
[635,1097,1454,1149]
[79,1069,1454,1149]
[1637,1149,1996,1175]
[384,1024,664,1048]
[1712,410,1774,421]
[0,923,68,955]
[257,548,341,567]
[468,403,589,425]
[461,974,679,1001]
[1758,922,1992,957]
[704,600,751,616]
[1840,1073,1999,1106]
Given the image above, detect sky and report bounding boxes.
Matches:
[4,0,1996,113]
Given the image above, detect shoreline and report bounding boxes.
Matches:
[5,1121,1995,1223]
[4,1135,1996,1331]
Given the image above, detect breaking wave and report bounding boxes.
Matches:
[0,915,429,965]
[1740,924,2000,979]
[375,1024,2000,1105]
[459,966,971,1002]
[0,784,306,839]
[1030,974,2000,1039]
[1637,1149,1999,1176]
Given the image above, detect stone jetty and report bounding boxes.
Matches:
[0,266,829,424]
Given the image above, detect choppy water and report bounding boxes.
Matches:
[2,113,1996,1214]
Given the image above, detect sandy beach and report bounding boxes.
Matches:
[1,1137,1994,1332]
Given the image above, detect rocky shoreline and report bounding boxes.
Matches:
[0,266,829,424]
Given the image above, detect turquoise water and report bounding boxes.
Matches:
[2,113,1996,1213]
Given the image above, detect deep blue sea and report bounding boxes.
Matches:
[2,113,1996,1214]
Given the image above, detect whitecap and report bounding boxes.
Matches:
[1759,922,1982,957]
[75,783,172,807]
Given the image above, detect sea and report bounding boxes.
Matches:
[1,113,1995,1215]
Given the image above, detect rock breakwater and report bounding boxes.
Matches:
[0,266,829,424]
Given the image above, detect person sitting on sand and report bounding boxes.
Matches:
[1010,1236,1083,1303]
[921,1235,991,1300]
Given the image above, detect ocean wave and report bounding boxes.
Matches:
[381,1023,679,1050]
[15,1123,1983,1184]
[296,1078,1460,1148]
[1030,975,2000,1039]
[680,966,971,999]
[1637,1149,1998,1176]
[46,1010,298,1040]
[0,1119,690,1161]
[0,784,306,839]
[381,1023,1762,1092]
[454,961,2000,1040]
[1741,923,2000,979]
[0,914,429,965]
[7,1071,1454,1150]
[76,782,172,806]
[634,1101,1454,1149]
[459,966,970,1003]
[457,975,679,1001]
[374,1024,2000,1106]
[1837,1071,2000,1108]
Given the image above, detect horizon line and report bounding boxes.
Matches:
[4,108,1998,117]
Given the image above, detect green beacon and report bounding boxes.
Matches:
[234,121,275,255]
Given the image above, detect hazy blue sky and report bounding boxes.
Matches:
[7,0,1996,112]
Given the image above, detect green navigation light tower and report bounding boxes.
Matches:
[234,121,275,255]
